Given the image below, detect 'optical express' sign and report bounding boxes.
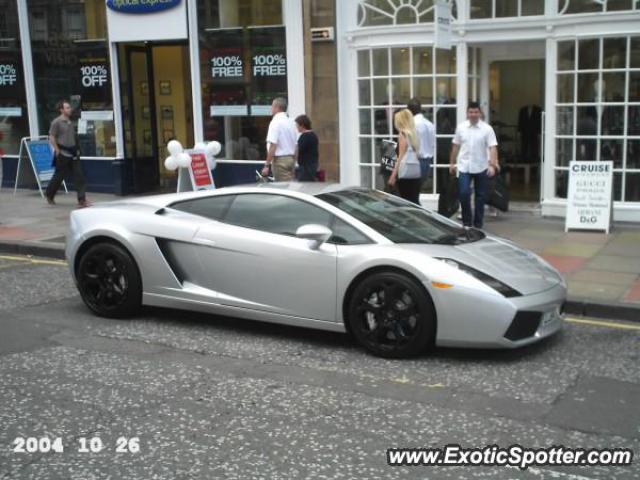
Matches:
[106,0,180,14]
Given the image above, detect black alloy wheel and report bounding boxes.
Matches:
[77,242,142,318]
[347,271,436,358]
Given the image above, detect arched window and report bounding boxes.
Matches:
[357,0,457,27]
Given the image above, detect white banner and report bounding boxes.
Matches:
[565,161,614,233]
[434,1,452,50]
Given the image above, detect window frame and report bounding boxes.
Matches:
[554,36,640,203]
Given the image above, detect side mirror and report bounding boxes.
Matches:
[296,224,332,250]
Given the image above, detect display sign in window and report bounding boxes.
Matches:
[200,25,287,161]
[249,27,287,116]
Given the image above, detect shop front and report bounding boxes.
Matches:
[337,0,640,221]
[1,0,305,194]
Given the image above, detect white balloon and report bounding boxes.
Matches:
[164,156,178,171]
[194,141,207,151]
[177,152,192,168]
[206,156,217,170]
[167,140,183,156]
[205,141,222,157]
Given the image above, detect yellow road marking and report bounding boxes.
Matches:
[565,317,640,331]
[0,255,67,266]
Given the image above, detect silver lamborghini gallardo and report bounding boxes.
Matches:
[66,183,566,358]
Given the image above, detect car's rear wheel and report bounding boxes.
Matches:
[347,271,436,358]
[77,242,141,318]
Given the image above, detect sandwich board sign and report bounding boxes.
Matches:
[13,136,67,197]
[176,149,215,192]
[565,161,613,234]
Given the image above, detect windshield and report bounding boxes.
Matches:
[317,189,485,244]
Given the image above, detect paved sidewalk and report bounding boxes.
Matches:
[1,188,639,320]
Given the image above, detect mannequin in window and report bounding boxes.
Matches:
[374,83,400,135]
[436,81,450,105]
[436,81,455,135]
[517,104,542,161]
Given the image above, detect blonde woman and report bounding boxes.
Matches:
[389,108,422,204]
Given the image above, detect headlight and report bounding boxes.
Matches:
[436,258,522,297]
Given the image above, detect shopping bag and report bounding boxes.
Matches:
[487,173,510,212]
[438,175,460,218]
[379,139,397,175]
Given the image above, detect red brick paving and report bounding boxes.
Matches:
[541,255,588,275]
[0,226,43,241]
[623,280,640,303]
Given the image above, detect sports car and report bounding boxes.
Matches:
[66,183,566,358]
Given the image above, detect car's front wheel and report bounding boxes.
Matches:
[347,271,436,358]
[76,242,142,318]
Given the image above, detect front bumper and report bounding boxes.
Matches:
[433,281,566,349]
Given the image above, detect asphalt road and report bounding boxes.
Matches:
[0,255,638,480]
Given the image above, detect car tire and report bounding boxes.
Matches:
[347,271,436,358]
[76,242,142,319]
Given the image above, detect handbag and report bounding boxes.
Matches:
[438,175,460,218]
[379,139,397,174]
[397,145,421,179]
[487,172,510,212]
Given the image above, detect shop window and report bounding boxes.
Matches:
[559,0,639,14]
[198,1,284,161]
[357,45,466,195]
[554,36,640,203]
[28,0,115,157]
[0,1,30,155]
[578,39,599,70]
[470,0,543,18]
[557,42,575,71]
[357,0,456,27]
[625,173,640,202]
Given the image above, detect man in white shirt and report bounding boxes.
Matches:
[449,101,499,229]
[261,97,297,181]
[407,98,435,182]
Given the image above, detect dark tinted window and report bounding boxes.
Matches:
[174,192,372,245]
[329,217,371,245]
[224,194,332,236]
[171,195,235,220]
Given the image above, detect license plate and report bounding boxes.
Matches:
[542,306,561,326]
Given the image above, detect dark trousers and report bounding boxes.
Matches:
[45,155,87,201]
[459,170,488,228]
[297,161,318,181]
[397,178,422,205]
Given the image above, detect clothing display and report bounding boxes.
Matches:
[517,105,542,161]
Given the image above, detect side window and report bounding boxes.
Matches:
[329,217,372,245]
[224,194,332,236]
[170,195,235,221]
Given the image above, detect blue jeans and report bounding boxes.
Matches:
[458,170,489,228]
[419,157,432,179]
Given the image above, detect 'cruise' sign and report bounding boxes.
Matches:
[106,0,181,14]
[565,161,614,234]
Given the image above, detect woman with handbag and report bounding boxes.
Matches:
[388,109,422,204]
